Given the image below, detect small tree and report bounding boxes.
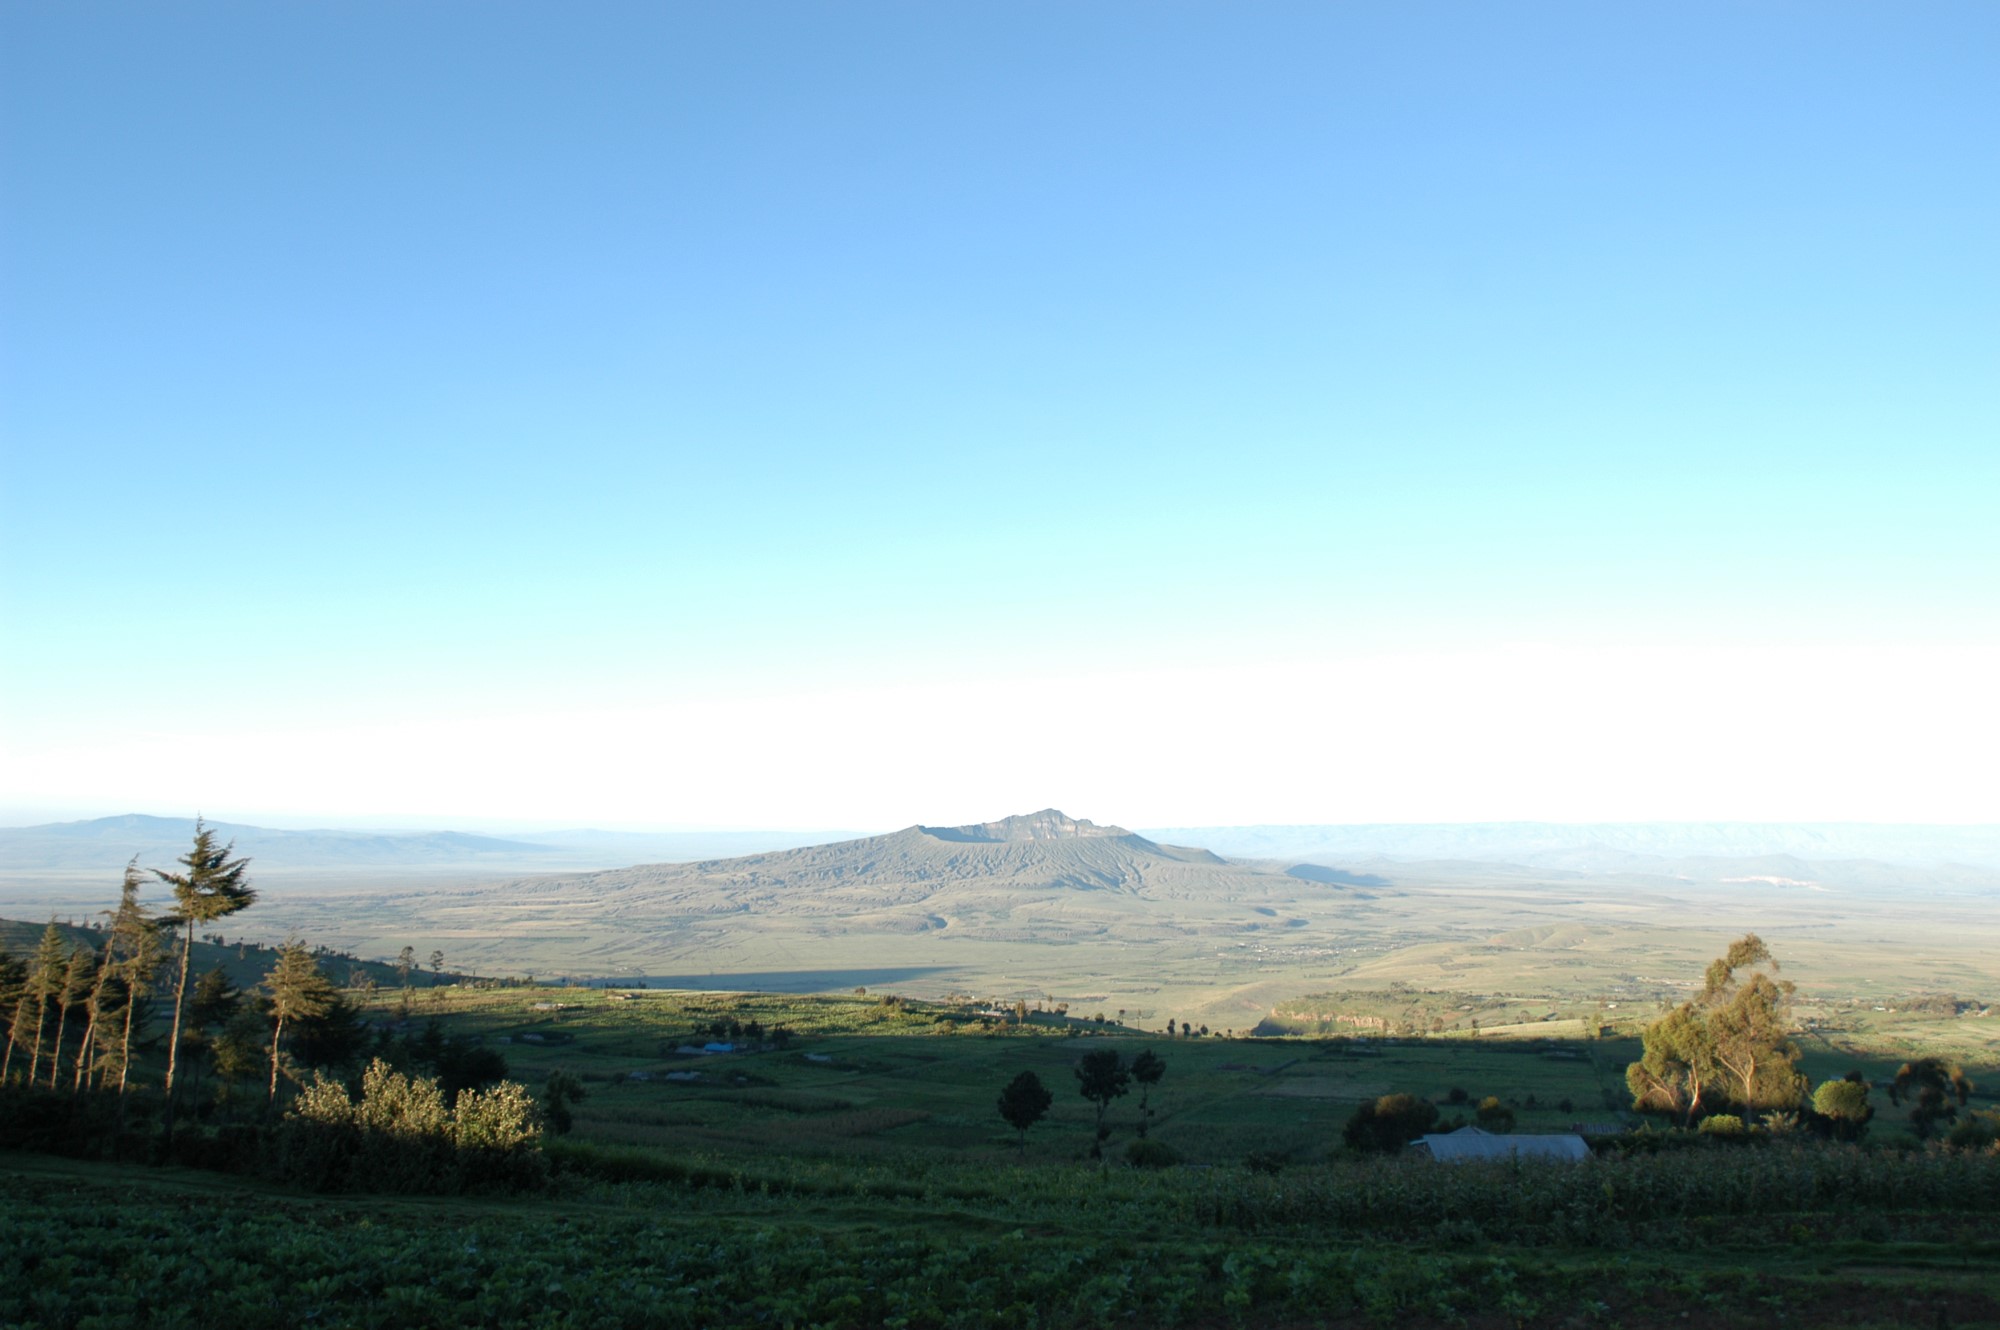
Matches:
[1475,1096,1515,1133]
[1812,1078,1873,1141]
[1074,1049,1130,1159]
[1130,1049,1166,1137]
[156,821,256,1117]
[428,950,445,988]
[997,1070,1053,1152]
[1891,1058,1974,1139]
[1343,1093,1439,1153]
[107,867,164,1094]
[71,938,118,1092]
[265,940,339,1103]
[10,923,68,1085]
[397,946,416,989]
[541,1069,587,1134]
[45,945,96,1089]
[212,1008,270,1102]
[0,953,25,1082]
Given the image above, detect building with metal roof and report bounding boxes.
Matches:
[1408,1125,1591,1162]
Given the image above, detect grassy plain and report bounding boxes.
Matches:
[363,985,1999,1162]
[15,859,1977,1043]
[7,984,2000,1328]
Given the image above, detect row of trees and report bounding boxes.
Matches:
[2,863,163,1096]
[0,832,344,1112]
[996,1048,1169,1159]
[1,823,379,1121]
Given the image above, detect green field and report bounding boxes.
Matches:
[7,954,2000,1327]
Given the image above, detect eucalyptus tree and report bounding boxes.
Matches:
[1701,935,1804,1117]
[264,940,338,1103]
[155,821,256,1113]
[1624,1002,1720,1123]
[1626,934,1803,1123]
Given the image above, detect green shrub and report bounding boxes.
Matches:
[1344,1093,1438,1153]
[273,1058,544,1193]
[1125,1139,1182,1169]
[1698,1114,1746,1138]
[1946,1110,2000,1153]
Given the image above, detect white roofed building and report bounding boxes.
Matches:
[1408,1126,1590,1163]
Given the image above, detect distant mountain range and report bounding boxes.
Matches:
[1137,822,2000,872]
[0,814,854,874]
[5,812,1995,882]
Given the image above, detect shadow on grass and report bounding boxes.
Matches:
[591,966,961,993]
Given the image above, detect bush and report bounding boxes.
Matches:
[1124,1139,1182,1169]
[272,1058,545,1193]
[1343,1093,1439,1153]
[1698,1114,1746,1138]
[1946,1111,2000,1154]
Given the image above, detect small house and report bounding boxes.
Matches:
[1408,1126,1590,1163]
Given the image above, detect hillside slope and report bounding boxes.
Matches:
[492,810,1310,929]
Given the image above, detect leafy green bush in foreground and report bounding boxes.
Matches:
[10,1166,1976,1330]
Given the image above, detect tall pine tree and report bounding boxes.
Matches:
[104,860,163,1094]
[155,821,255,1122]
[0,950,32,1083]
[264,941,337,1104]
[47,945,97,1090]
[11,924,68,1085]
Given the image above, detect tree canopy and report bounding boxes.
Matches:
[997,1070,1054,1151]
[1074,1049,1131,1158]
[155,821,256,1109]
[1626,934,1802,1124]
[1890,1058,1974,1139]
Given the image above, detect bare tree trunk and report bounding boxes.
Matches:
[27,999,50,1089]
[74,962,116,1094]
[268,1015,286,1105]
[47,996,71,1091]
[71,1016,96,1093]
[118,992,138,1095]
[163,924,193,1136]
[1,1002,20,1082]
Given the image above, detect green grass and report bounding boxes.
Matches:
[369,985,1993,1160]
[7,984,2000,1328]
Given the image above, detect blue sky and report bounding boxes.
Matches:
[3,3,1996,829]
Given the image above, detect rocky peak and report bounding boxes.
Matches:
[921,809,1130,843]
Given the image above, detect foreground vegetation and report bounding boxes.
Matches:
[4,828,1999,1326]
